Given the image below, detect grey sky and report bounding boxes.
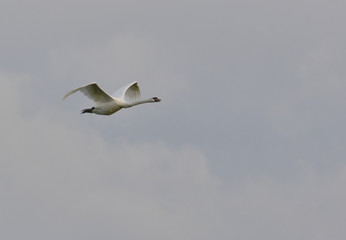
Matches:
[1,0,346,239]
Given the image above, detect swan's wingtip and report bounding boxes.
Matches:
[62,94,69,101]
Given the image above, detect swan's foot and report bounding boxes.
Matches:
[81,107,94,114]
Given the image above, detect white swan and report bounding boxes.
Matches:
[63,82,161,115]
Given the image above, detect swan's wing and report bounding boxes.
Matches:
[112,82,141,102]
[62,82,114,104]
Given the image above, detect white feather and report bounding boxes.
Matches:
[63,82,160,116]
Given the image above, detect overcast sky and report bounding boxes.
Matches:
[1,0,346,239]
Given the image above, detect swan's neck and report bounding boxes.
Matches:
[123,98,153,108]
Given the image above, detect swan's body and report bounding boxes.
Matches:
[63,82,161,115]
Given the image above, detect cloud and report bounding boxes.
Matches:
[224,164,346,240]
[0,73,219,239]
[2,72,346,240]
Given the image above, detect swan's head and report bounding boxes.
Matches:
[152,97,161,102]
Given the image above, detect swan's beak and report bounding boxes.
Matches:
[153,97,161,102]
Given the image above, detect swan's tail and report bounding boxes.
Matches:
[81,107,94,114]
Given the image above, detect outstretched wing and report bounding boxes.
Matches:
[112,82,141,102]
[62,82,114,104]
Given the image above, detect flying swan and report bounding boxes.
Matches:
[63,82,161,115]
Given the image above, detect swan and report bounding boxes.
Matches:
[62,82,161,115]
